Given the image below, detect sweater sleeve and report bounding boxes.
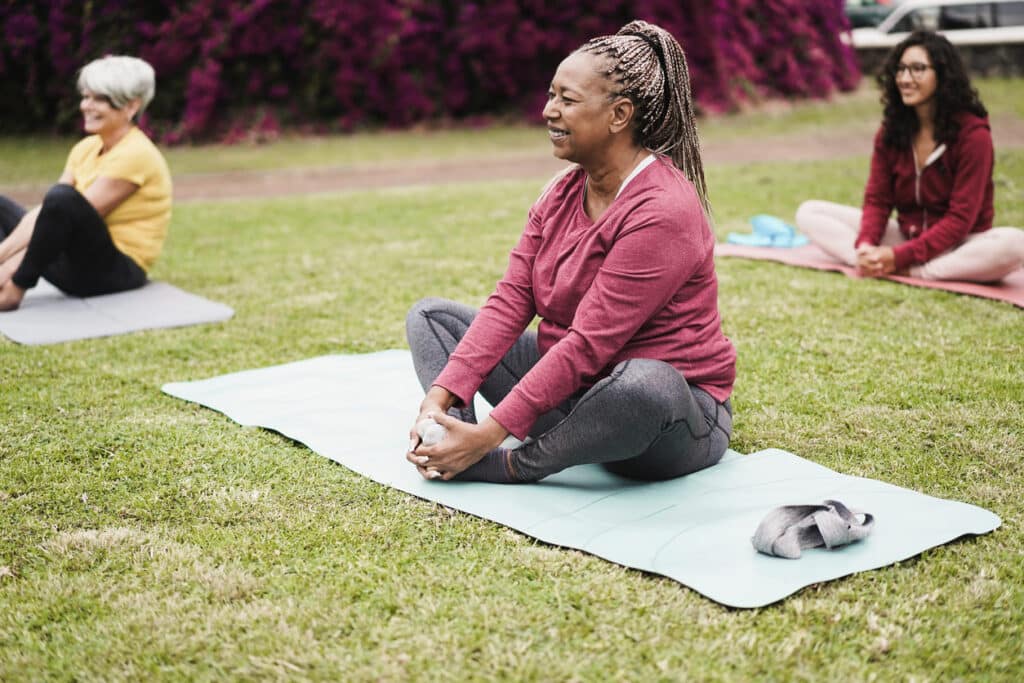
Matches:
[891,125,994,270]
[857,129,895,248]
[100,133,150,187]
[432,204,543,407]
[488,199,702,439]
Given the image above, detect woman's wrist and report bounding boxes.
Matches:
[477,417,510,452]
[423,385,456,412]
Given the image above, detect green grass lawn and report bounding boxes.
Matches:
[0,125,553,187]
[2,109,1024,678]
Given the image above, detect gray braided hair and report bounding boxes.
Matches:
[578,20,710,215]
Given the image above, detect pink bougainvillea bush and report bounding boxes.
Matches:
[0,0,856,143]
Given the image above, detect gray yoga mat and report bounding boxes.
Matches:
[162,350,1000,608]
[0,279,234,345]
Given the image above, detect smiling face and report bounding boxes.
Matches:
[80,89,138,139]
[542,51,621,166]
[895,45,938,109]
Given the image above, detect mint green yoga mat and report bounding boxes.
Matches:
[162,350,1000,608]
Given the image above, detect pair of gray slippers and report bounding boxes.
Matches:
[752,499,874,559]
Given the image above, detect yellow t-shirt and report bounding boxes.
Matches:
[65,127,172,271]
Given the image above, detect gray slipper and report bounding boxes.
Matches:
[752,499,874,559]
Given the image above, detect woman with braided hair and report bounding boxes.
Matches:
[796,31,1024,281]
[404,20,735,483]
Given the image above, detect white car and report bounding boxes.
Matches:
[848,0,1024,49]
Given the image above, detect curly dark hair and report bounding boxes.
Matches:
[877,31,987,149]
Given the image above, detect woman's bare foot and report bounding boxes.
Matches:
[0,281,25,311]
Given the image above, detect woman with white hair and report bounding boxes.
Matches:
[0,55,171,310]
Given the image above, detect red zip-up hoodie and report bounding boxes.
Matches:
[857,112,994,271]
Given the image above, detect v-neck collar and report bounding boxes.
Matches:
[579,153,657,224]
[616,153,657,198]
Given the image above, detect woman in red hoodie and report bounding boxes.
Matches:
[796,31,1024,282]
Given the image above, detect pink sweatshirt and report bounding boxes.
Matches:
[434,158,736,439]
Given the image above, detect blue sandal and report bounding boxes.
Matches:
[727,214,809,248]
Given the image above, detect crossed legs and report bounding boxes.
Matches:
[405,297,732,484]
[795,199,1024,283]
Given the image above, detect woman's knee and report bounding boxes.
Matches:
[42,183,85,209]
[405,297,475,345]
[0,195,26,216]
[794,199,845,233]
[0,196,27,234]
[39,184,95,225]
[407,296,448,321]
[406,297,442,342]
[406,296,456,326]
[795,199,824,226]
[988,227,1024,257]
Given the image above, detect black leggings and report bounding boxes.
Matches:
[406,297,733,483]
[0,186,146,296]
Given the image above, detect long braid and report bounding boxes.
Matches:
[579,20,710,215]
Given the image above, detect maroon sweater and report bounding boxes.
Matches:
[858,112,995,271]
[434,158,736,439]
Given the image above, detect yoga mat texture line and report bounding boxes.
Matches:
[162,350,1000,608]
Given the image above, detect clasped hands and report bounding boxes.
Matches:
[406,389,507,481]
[855,243,896,278]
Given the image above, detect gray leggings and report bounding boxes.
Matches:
[405,297,732,482]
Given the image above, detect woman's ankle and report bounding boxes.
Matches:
[454,447,525,483]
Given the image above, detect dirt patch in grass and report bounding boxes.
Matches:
[4,114,1022,206]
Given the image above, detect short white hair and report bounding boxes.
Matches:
[77,55,156,113]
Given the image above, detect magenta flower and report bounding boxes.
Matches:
[1,0,859,143]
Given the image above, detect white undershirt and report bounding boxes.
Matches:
[616,153,657,199]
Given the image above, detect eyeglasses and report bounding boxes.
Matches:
[894,63,933,79]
